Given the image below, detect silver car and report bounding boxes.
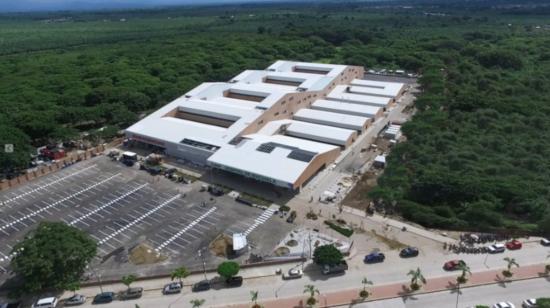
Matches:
[163,282,182,295]
[63,294,85,306]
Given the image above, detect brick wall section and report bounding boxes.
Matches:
[0,144,106,191]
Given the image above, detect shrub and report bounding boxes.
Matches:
[324,221,354,237]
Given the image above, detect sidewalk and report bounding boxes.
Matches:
[222,263,549,308]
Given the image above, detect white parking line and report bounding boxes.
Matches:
[0,173,120,233]
[98,194,181,245]
[154,207,217,252]
[69,183,147,226]
[242,205,279,236]
[0,165,98,206]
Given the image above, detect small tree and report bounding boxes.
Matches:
[502,257,519,278]
[122,274,137,290]
[217,261,240,280]
[10,222,97,296]
[359,277,373,300]
[313,244,343,266]
[456,262,471,284]
[190,299,205,308]
[407,268,426,291]
[303,284,319,307]
[171,266,189,285]
[545,254,550,274]
[250,290,261,308]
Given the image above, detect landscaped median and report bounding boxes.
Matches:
[221,263,549,308]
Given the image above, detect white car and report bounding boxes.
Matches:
[541,238,550,246]
[487,243,506,253]
[522,298,537,308]
[493,302,515,308]
[282,268,303,280]
[32,297,58,308]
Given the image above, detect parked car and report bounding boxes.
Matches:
[540,238,550,246]
[522,298,537,308]
[63,294,86,306]
[32,297,58,308]
[120,287,143,300]
[162,282,182,295]
[364,252,385,264]
[487,243,506,253]
[0,302,20,308]
[225,276,243,287]
[92,292,115,304]
[192,280,211,292]
[505,239,522,250]
[493,302,515,308]
[282,268,303,280]
[399,247,419,258]
[443,260,465,271]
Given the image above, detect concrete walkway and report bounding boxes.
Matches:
[222,264,549,308]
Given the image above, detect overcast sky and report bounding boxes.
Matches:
[0,0,290,13]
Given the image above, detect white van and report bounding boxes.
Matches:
[32,297,58,308]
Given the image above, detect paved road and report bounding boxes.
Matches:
[65,242,549,308]
[355,277,550,308]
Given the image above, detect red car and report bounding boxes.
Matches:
[505,239,522,250]
[443,260,465,271]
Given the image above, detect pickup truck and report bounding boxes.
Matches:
[322,260,348,275]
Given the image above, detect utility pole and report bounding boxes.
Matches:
[198,248,207,280]
[455,282,460,308]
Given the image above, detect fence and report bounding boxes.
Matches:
[0,144,106,191]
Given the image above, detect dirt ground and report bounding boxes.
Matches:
[129,243,167,265]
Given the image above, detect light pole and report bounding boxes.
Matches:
[197,248,207,280]
[455,282,460,308]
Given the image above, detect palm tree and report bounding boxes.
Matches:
[121,274,137,291]
[190,299,205,308]
[303,284,320,307]
[171,266,189,285]
[456,262,471,284]
[407,268,426,291]
[502,257,519,278]
[250,290,261,308]
[359,277,373,299]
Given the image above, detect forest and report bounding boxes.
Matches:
[0,1,549,233]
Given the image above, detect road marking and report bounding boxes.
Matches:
[243,205,279,236]
[98,194,181,245]
[0,165,98,206]
[0,173,120,233]
[154,207,217,252]
[69,183,148,226]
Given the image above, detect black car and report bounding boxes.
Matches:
[192,280,211,292]
[225,276,243,287]
[399,247,419,258]
[364,252,385,264]
[92,292,115,304]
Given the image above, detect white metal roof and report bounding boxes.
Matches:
[293,108,369,130]
[267,60,347,77]
[286,121,355,145]
[327,85,391,107]
[350,79,405,97]
[312,100,381,118]
[207,133,338,185]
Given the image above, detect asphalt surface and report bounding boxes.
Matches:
[0,156,292,284]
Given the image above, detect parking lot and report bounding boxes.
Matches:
[0,155,293,283]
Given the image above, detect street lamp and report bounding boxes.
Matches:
[197,248,207,280]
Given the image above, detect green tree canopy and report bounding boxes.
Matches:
[10,222,97,295]
[313,244,343,266]
[217,261,240,280]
